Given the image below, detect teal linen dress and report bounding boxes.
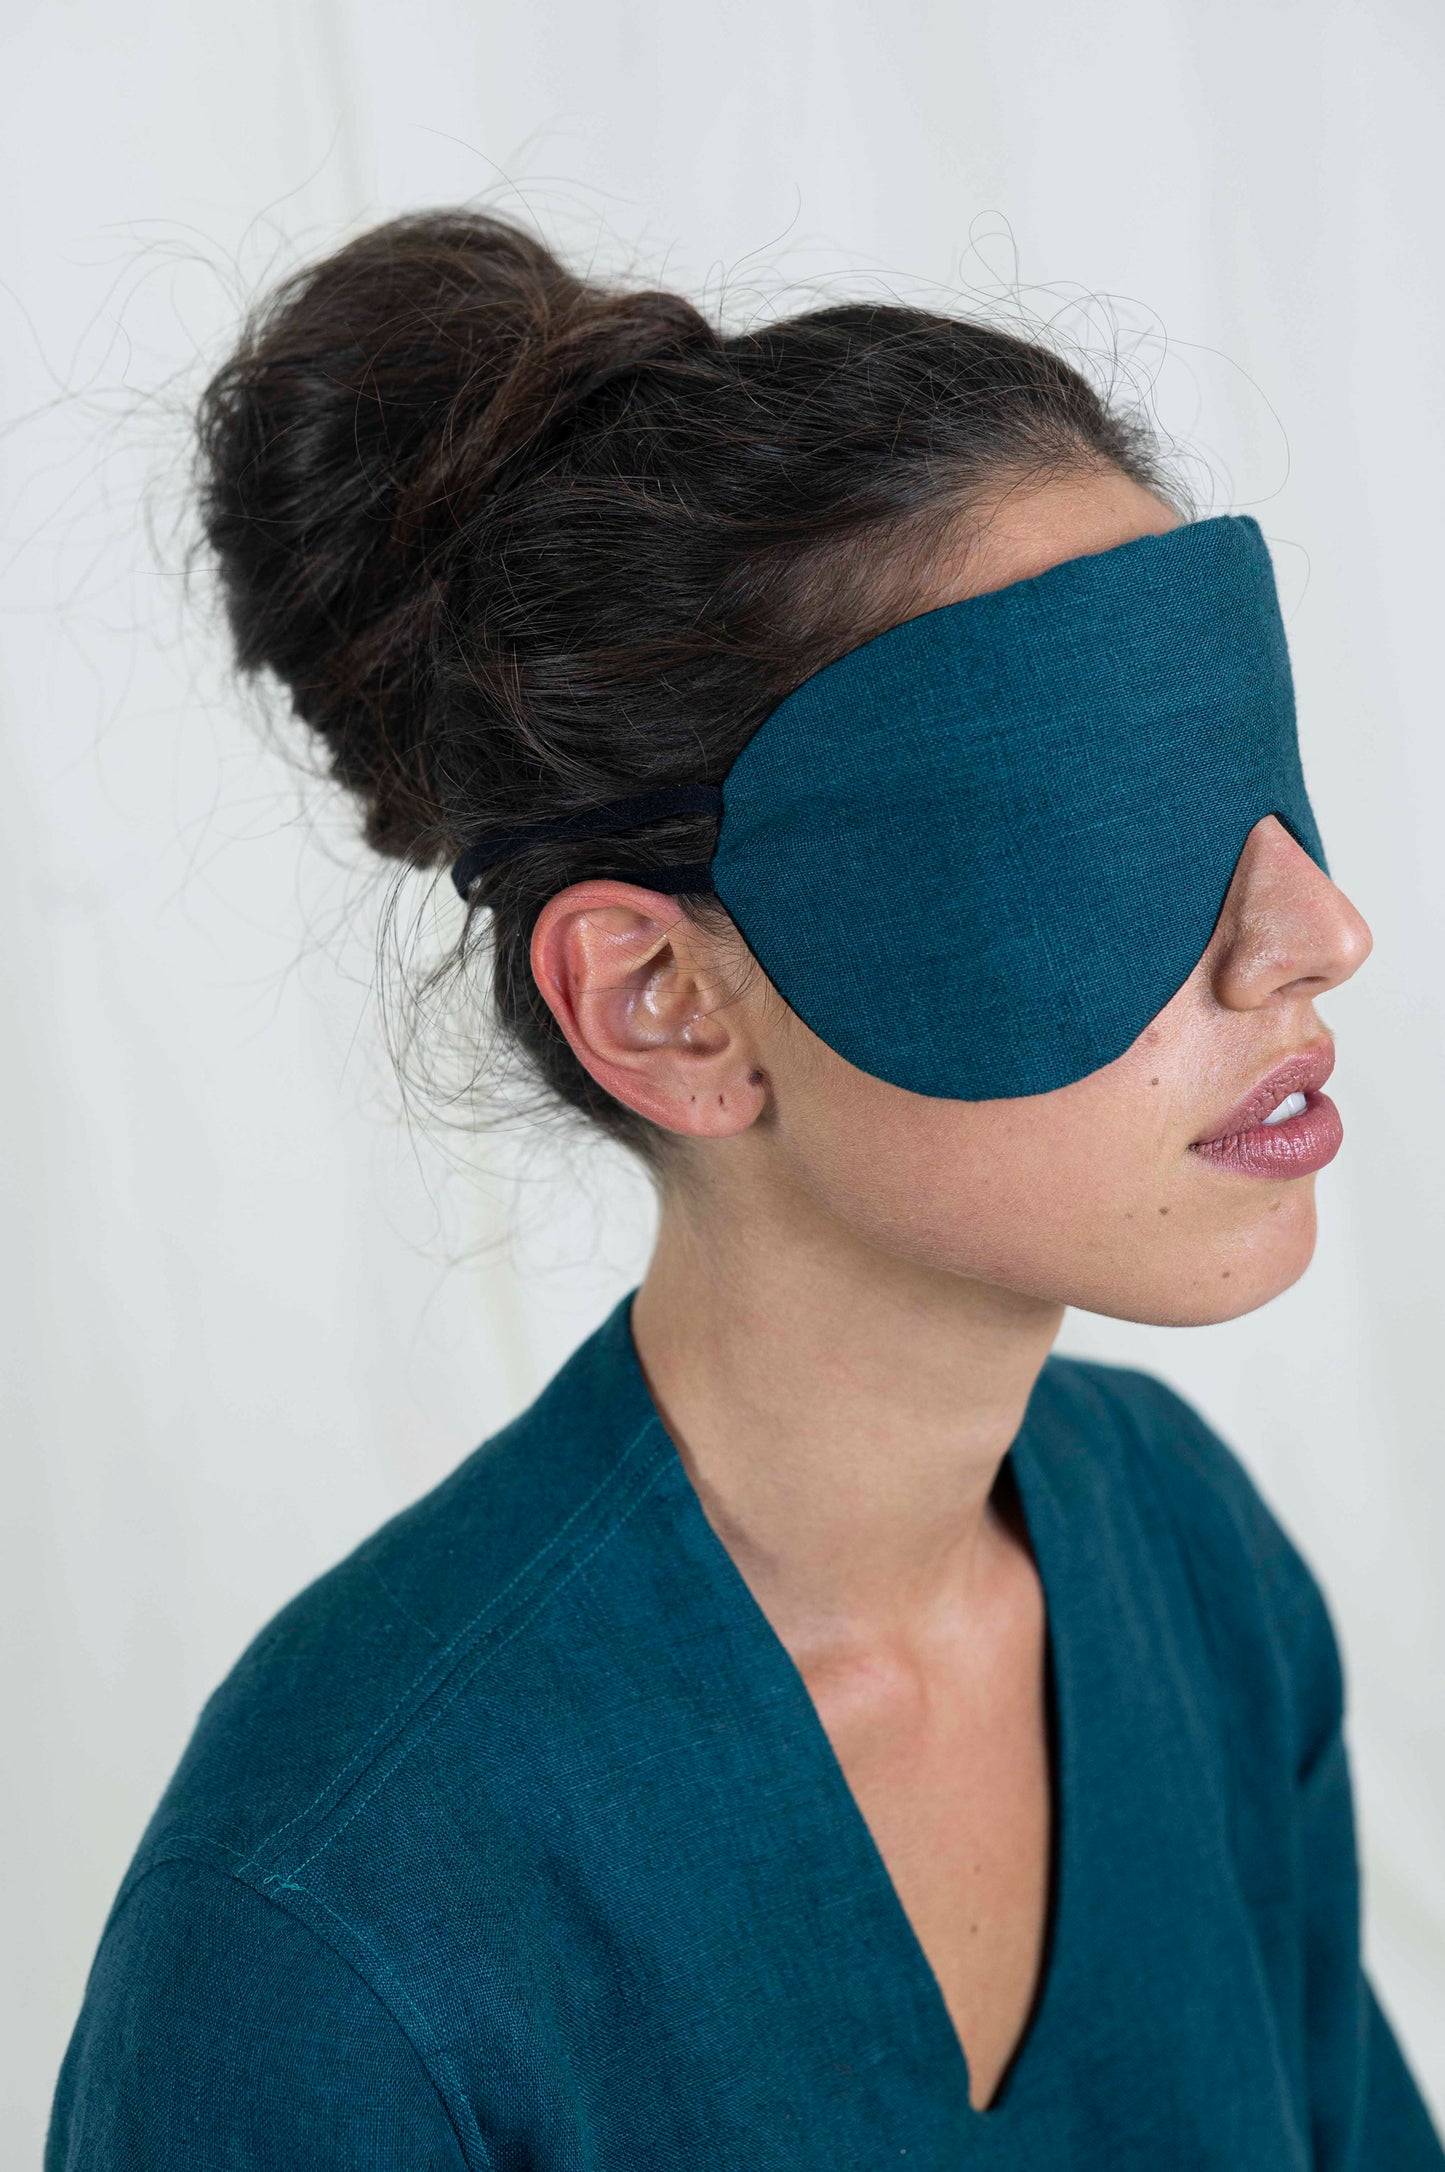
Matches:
[48,1295,1443,2168]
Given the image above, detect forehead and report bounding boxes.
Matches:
[924,468,1181,617]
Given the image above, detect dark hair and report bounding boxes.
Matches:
[197,209,1167,1161]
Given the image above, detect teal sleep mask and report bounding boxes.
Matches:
[452,516,1326,1101]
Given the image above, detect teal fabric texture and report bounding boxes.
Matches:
[712,515,1325,1099]
[49,1297,1442,2169]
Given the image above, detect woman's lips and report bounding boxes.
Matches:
[1190,1089,1342,1178]
[1189,1044,1343,1180]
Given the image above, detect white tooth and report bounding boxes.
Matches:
[1262,1090,1307,1126]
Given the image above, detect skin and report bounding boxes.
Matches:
[529,465,1373,2110]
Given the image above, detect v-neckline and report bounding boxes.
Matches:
[621,1302,1076,2131]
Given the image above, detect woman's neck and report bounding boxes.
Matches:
[629,1162,1063,1667]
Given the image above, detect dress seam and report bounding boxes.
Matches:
[103,1853,489,2171]
[235,1409,671,1879]
[265,1441,674,1886]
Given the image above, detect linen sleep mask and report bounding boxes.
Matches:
[452,515,1327,1102]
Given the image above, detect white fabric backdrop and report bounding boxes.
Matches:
[4,1,1443,2157]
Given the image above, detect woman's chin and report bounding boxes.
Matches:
[1059,1187,1321,1329]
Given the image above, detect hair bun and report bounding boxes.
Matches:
[197,207,1164,1157]
[196,211,714,862]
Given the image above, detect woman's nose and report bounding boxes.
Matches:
[1208,816,1373,1013]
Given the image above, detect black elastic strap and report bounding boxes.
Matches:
[626,859,718,896]
[450,783,724,901]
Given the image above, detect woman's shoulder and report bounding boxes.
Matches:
[1033,1352,1344,1776]
[1036,1351,1322,1588]
[1036,1349,1269,1505]
[57,1302,670,2162]
[124,1299,662,1904]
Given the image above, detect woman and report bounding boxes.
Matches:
[47,212,1443,2168]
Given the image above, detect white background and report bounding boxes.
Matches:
[4,1,1443,2158]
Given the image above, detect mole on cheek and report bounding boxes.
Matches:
[1158,1206,1170,1216]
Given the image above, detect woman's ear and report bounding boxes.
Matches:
[530,881,769,1138]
